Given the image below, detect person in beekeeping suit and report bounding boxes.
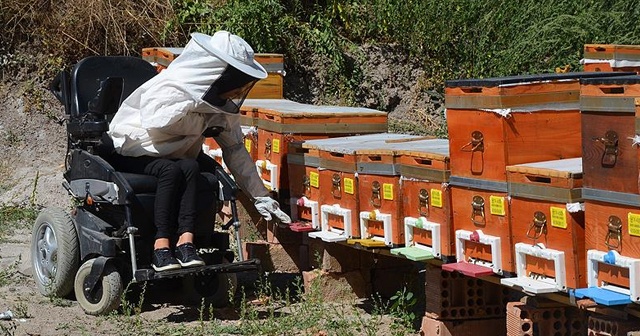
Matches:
[107,31,291,271]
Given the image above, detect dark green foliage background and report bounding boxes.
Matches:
[2,0,640,103]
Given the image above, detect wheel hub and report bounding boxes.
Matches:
[35,223,58,284]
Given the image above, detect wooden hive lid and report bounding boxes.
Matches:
[353,135,428,155]
[391,138,450,161]
[445,72,630,89]
[580,75,640,86]
[242,99,387,117]
[302,133,415,153]
[506,157,582,178]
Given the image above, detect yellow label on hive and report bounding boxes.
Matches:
[344,178,354,194]
[383,183,394,200]
[430,189,443,208]
[550,206,567,229]
[244,139,252,153]
[489,196,505,216]
[272,139,280,153]
[309,172,319,188]
[628,212,640,237]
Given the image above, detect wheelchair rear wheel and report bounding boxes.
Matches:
[31,207,79,298]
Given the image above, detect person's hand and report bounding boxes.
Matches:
[254,196,291,224]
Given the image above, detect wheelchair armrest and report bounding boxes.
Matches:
[64,149,136,204]
[214,164,238,201]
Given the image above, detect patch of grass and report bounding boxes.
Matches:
[0,203,38,241]
[0,259,20,287]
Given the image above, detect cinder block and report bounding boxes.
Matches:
[420,314,506,336]
[425,264,510,320]
[371,254,422,298]
[588,315,640,336]
[302,269,371,301]
[242,241,304,273]
[307,239,364,273]
[506,302,587,336]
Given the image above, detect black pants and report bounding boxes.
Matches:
[109,154,200,240]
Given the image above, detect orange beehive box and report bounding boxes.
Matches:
[244,99,388,193]
[388,139,453,261]
[442,176,512,277]
[501,158,586,292]
[583,44,640,73]
[347,136,429,247]
[301,134,417,242]
[287,141,321,230]
[581,75,640,194]
[141,47,285,99]
[445,72,629,182]
[576,195,640,305]
[246,53,285,99]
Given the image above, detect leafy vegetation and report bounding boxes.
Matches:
[3,0,640,107]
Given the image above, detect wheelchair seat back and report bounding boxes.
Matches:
[64,56,157,148]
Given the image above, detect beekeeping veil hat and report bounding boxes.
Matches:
[191,31,268,80]
[150,31,267,117]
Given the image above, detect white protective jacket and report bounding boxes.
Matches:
[108,38,269,199]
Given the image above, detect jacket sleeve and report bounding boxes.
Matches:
[215,115,270,199]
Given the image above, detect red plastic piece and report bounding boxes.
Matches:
[289,222,315,232]
[442,262,494,277]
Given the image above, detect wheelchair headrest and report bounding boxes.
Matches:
[70,56,157,118]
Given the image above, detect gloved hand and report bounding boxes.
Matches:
[254,196,291,224]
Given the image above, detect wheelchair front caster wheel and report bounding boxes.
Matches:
[74,259,123,315]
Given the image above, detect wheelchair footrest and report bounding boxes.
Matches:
[134,258,260,282]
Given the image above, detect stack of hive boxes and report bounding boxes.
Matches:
[441,72,627,281]
[582,44,640,74]
[288,134,421,238]
[574,75,640,306]
[244,99,388,200]
[289,134,417,235]
[347,137,450,249]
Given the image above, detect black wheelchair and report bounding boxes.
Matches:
[30,56,259,315]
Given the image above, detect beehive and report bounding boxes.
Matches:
[581,75,640,194]
[502,158,586,292]
[287,141,321,230]
[576,196,640,305]
[302,133,417,242]
[443,177,513,276]
[349,136,430,247]
[244,99,388,193]
[388,139,452,260]
[445,72,629,182]
[582,44,640,73]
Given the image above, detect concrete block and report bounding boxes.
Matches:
[243,241,304,273]
[302,269,371,301]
